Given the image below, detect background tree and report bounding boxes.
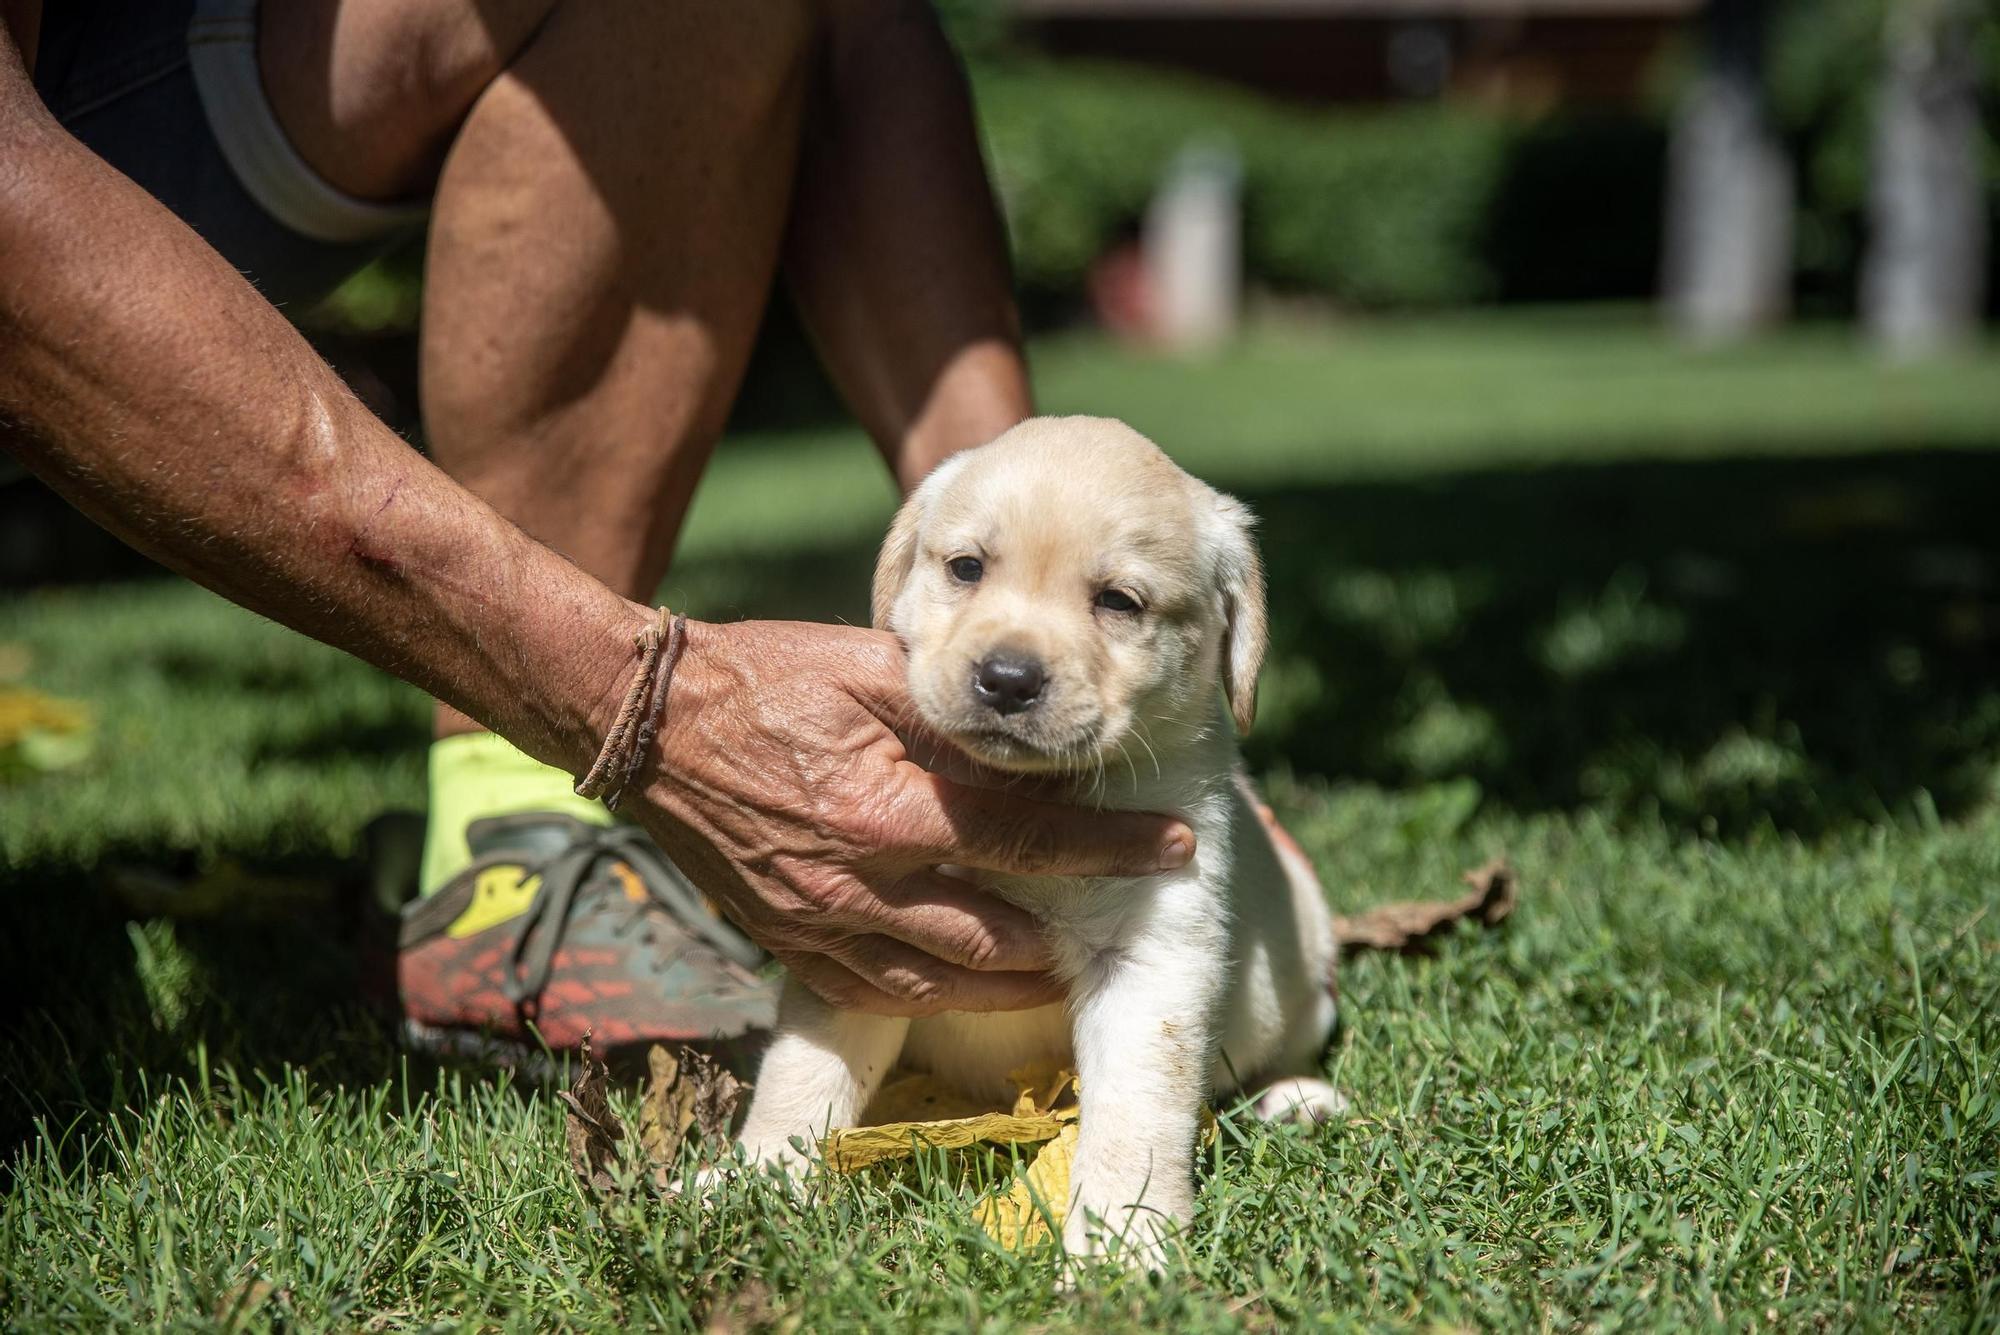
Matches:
[1861,0,1988,358]
[1662,0,1795,342]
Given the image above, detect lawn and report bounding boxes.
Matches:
[4,313,1999,1330]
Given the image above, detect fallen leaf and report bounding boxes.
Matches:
[821,1065,1218,1248]
[558,1032,629,1197]
[638,1046,692,1177]
[0,685,93,777]
[1333,858,1518,954]
[702,1279,799,1334]
[685,1049,749,1142]
[973,1122,1079,1251]
[821,1067,1079,1173]
[639,1044,748,1186]
[211,1277,282,1328]
[1008,1061,1076,1117]
[969,1094,1215,1252]
[822,1105,1079,1173]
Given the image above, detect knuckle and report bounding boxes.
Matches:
[820,976,870,1011]
[784,922,847,954]
[794,871,868,927]
[875,964,945,1011]
[953,927,1003,971]
[999,816,1061,872]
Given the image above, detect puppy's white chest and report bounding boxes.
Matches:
[986,871,1179,970]
[902,846,1232,1104]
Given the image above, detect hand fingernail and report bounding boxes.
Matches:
[1159,830,1194,870]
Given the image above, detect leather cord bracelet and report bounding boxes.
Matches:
[573,606,688,811]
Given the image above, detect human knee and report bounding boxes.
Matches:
[261,0,564,200]
[686,0,819,115]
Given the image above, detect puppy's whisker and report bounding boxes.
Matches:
[1113,736,1144,800]
[1137,710,1206,741]
[1129,722,1165,785]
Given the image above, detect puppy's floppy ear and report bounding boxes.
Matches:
[871,491,926,631]
[1212,491,1268,735]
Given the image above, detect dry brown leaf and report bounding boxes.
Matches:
[1333,858,1518,954]
[685,1048,750,1143]
[638,1045,692,1177]
[212,1277,284,1328]
[558,1032,629,1197]
[702,1280,800,1335]
[638,1044,749,1186]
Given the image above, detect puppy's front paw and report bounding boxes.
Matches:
[687,1162,733,1205]
[738,1134,814,1182]
[1060,1206,1179,1275]
[683,1137,811,1207]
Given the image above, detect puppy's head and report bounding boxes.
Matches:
[874,417,1266,775]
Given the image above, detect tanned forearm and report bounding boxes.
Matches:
[0,34,647,776]
[0,21,1204,1019]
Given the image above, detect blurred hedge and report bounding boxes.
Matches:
[316,62,1666,334]
[314,1,1995,331]
[972,61,1663,310]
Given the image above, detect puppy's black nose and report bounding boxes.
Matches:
[973,654,1045,715]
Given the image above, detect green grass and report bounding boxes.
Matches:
[5,314,2000,1329]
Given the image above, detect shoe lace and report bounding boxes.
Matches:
[500,825,765,1005]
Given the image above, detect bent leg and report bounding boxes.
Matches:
[736,976,909,1174]
[784,0,1032,488]
[276,2,1033,901]
[421,1,814,616]
[409,2,817,893]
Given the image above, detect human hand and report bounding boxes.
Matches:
[626,618,1195,1016]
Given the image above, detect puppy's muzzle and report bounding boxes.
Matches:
[972,652,1045,716]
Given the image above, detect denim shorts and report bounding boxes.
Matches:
[32,0,424,310]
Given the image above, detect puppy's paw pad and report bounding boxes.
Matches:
[1250,1077,1348,1126]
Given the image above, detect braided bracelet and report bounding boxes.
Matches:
[574,606,687,811]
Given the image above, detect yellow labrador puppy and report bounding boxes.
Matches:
[734,416,1342,1265]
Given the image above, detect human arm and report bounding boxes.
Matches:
[0,27,1192,1014]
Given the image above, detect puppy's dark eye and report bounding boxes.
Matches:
[948,556,984,584]
[1095,588,1142,614]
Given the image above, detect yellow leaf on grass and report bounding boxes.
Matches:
[821,1106,1078,1173]
[820,1067,1078,1173]
[818,1064,1216,1249]
[971,1104,1217,1252]
[0,686,93,774]
[973,1122,1078,1251]
[0,686,89,743]
[1008,1062,1074,1117]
